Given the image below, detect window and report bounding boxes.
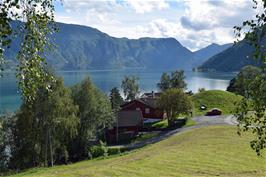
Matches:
[136,107,141,111]
[145,108,150,114]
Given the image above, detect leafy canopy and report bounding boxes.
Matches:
[158,88,192,127]
[157,70,187,91]
[0,0,57,104]
[227,65,262,97]
[121,76,140,101]
[71,77,115,160]
[234,0,266,155]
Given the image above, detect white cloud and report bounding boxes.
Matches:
[125,0,169,14]
[181,0,255,31]
[55,0,261,51]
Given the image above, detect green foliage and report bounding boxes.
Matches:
[107,147,122,155]
[0,0,19,76]
[121,76,140,101]
[192,90,242,116]
[233,0,266,155]
[235,75,266,155]
[157,72,171,91]
[0,117,8,172]
[71,77,115,160]
[227,65,262,96]
[133,132,160,143]
[157,70,187,91]
[151,119,168,129]
[109,87,124,111]
[170,70,187,90]
[16,0,57,104]
[198,88,205,93]
[0,0,57,103]
[158,88,192,127]
[89,141,108,158]
[5,76,79,169]
[234,0,266,66]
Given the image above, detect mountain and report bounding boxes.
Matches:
[191,43,232,68]
[198,39,265,72]
[4,21,232,71]
[4,22,193,70]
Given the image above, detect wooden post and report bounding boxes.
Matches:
[116,115,119,144]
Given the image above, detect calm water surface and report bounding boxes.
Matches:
[0,69,236,113]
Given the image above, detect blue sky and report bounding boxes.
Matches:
[54,0,259,51]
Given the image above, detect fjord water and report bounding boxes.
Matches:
[0,69,235,113]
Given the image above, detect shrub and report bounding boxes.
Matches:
[108,147,127,155]
[89,141,108,158]
[108,147,121,155]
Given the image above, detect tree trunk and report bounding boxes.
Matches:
[48,129,53,167]
[45,127,48,167]
[168,108,174,127]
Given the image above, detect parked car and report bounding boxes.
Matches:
[205,108,222,116]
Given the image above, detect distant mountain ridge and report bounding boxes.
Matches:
[198,39,265,72]
[4,21,231,71]
[192,43,232,68]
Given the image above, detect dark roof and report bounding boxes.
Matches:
[116,110,143,127]
[140,98,159,108]
[141,92,161,98]
[121,99,158,109]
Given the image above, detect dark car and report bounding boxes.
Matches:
[205,108,222,116]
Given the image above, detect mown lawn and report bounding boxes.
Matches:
[13,126,266,177]
[192,90,243,116]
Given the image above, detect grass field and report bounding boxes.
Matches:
[192,90,243,116]
[14,126,266,177]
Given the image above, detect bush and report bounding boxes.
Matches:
[108,147,127,155]
[108,147,121,155]
[89,141,108,158]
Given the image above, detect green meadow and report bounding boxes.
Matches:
[13,126,266,177]
[192,90,243,116]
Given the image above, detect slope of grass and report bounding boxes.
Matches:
[192,90,242,116]
[14,126,266,177]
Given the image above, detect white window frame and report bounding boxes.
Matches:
[145,108,150,114]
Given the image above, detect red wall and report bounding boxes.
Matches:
[121,100,164,119]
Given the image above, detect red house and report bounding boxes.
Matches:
[120,98,165,123]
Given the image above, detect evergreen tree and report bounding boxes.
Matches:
[157,73,171,91]
[110,87,124,111]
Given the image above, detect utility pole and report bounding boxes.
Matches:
[116,113,119,144]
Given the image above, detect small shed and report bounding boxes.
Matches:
[106,110,143,143]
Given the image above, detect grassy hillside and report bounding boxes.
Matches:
[192,90,242,116]
[13,126,266,177]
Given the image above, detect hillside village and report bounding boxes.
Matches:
[1,0,266,176]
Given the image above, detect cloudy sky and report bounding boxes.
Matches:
[54,0,260,51]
